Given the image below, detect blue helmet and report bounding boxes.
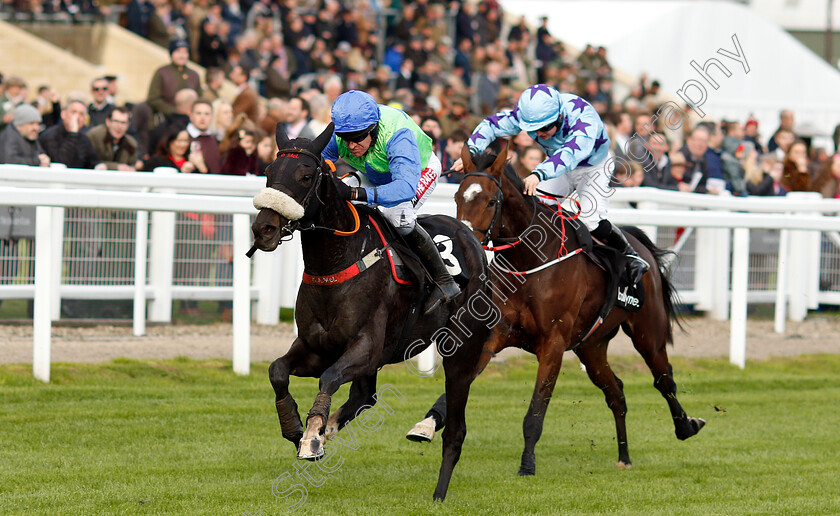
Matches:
[331,90,380,134]
[516,84,562,131]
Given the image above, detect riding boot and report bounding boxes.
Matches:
[607,222,650,285]
[403,224,461,315]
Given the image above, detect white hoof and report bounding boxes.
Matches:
[298,437,324,460]
[324,411,340,441]
[405,416,436,443]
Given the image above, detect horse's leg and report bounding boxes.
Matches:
[269,338,327,450]
[432,357,475,501]
[406,334,500,442]
[519,344,564,476]
[626,322,706,440]
[574,341,632,468]
[299,337,378,459]
[324,374,377,440]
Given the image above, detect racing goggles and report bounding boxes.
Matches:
[536,117,560,133]
[337,124,377,143]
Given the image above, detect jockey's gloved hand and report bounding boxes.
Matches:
[333,178,367,202]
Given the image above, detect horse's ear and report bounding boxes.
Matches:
[460,142,475,174]
[488,139,508,178]
[312,122,335,154]
[275,122,289,148]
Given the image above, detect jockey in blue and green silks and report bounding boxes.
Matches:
[467,83,649,285]
[322,90,460,314]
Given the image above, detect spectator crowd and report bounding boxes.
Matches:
[1,0,840,320]
[3,0,838,200]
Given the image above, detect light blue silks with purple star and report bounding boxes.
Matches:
[468,84,610,181]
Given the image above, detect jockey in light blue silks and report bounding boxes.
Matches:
[323,90,460,314]
[467,83,649,285]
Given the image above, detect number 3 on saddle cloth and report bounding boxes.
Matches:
[384,214,471,289]
[301,209,470,293]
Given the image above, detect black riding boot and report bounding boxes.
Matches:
[607,222,650,285]
[403,225,461,314]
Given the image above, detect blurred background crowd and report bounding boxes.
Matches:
[1,0,839,200]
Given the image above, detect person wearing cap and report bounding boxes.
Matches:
[439,93,480,141]
[147,39,201,116]
[461,83,650,285]
[322,90,460,314]
[0,104,50,167]
[744,118,764,154]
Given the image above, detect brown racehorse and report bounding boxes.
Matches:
[408,143,704,475]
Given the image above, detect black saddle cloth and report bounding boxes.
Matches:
[357,207,471,292]
[559,213,646,320]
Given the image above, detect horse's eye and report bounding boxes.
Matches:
[302,174,313,182]
[487,199,497,207]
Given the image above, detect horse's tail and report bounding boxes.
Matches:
[621,226,684,344]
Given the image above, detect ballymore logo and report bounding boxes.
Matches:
[617,286,640,308]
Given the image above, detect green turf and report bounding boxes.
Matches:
[1,355,839,515]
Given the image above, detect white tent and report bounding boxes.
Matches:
[500,0,840,148]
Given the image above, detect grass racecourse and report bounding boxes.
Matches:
[2,354,840,515]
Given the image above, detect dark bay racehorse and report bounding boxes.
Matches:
[408,143,704,475]
[250,123,493,501]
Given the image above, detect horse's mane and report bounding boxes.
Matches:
[473,139,525,194]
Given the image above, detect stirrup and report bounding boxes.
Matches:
[627,255,649,285]
[423,281,460,315]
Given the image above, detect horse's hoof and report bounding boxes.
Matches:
[691,417,706,433]
[297,437,324,461]
[324,411,340,441]
[616,461,633,469]
[518,452,536,476]
[406,416,436,443]
[676,417,707,440]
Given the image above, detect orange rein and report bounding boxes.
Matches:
[334,201,361,236]
[326,159,361,237]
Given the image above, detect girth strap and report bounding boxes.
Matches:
[302,247,386,286]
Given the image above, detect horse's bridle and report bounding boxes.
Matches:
[270,147,358,236]
[462,171,537,247]
[462,172,504,246]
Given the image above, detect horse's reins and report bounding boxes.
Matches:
[462,172,587,275]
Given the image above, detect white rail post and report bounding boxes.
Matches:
[147,167,177,322]
[49,206,64,321]
[133,208,149,336]
[635,200,658,242]
[785,192,819,322]
[33,206,54,382]
[416,344,436,375]
[805,197,822,311]
[47,166,66,321]
[774,229,789,334]
[280,237,302,309]
[232,213,251,375]
[694,226,714,311]
[729,227,749,369]
[711,193,732,321]
[253,249,282,325]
